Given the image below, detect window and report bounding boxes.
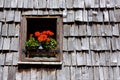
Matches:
[19,16,62,64]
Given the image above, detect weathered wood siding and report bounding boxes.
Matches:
[0,0,120,80]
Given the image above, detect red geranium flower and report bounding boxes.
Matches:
[42,31,47,35]
[35,31,41,37]
[46,30,54,36]
[42,34,47,41]
[38,34,47,42]
[49,31,54,36]
[38,37,43,42]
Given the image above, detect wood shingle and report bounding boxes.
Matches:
[0,0,119,80]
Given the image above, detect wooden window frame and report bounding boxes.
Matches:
[19,16,63,63]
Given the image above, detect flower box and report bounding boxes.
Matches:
[26,49,59,58]
[22,48,60,62]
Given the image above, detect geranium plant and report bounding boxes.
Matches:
[25,30,57,50]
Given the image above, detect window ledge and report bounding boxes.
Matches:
[17,61,62,65]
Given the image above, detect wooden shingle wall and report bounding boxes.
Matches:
[0,0,120,80]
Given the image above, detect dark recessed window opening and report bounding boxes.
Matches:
[27,18,57,40]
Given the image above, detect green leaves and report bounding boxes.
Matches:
[43,38,57,49]
[25,37,39,49]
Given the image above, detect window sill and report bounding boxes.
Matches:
[18,61,62,65]
[22,48,61,62]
